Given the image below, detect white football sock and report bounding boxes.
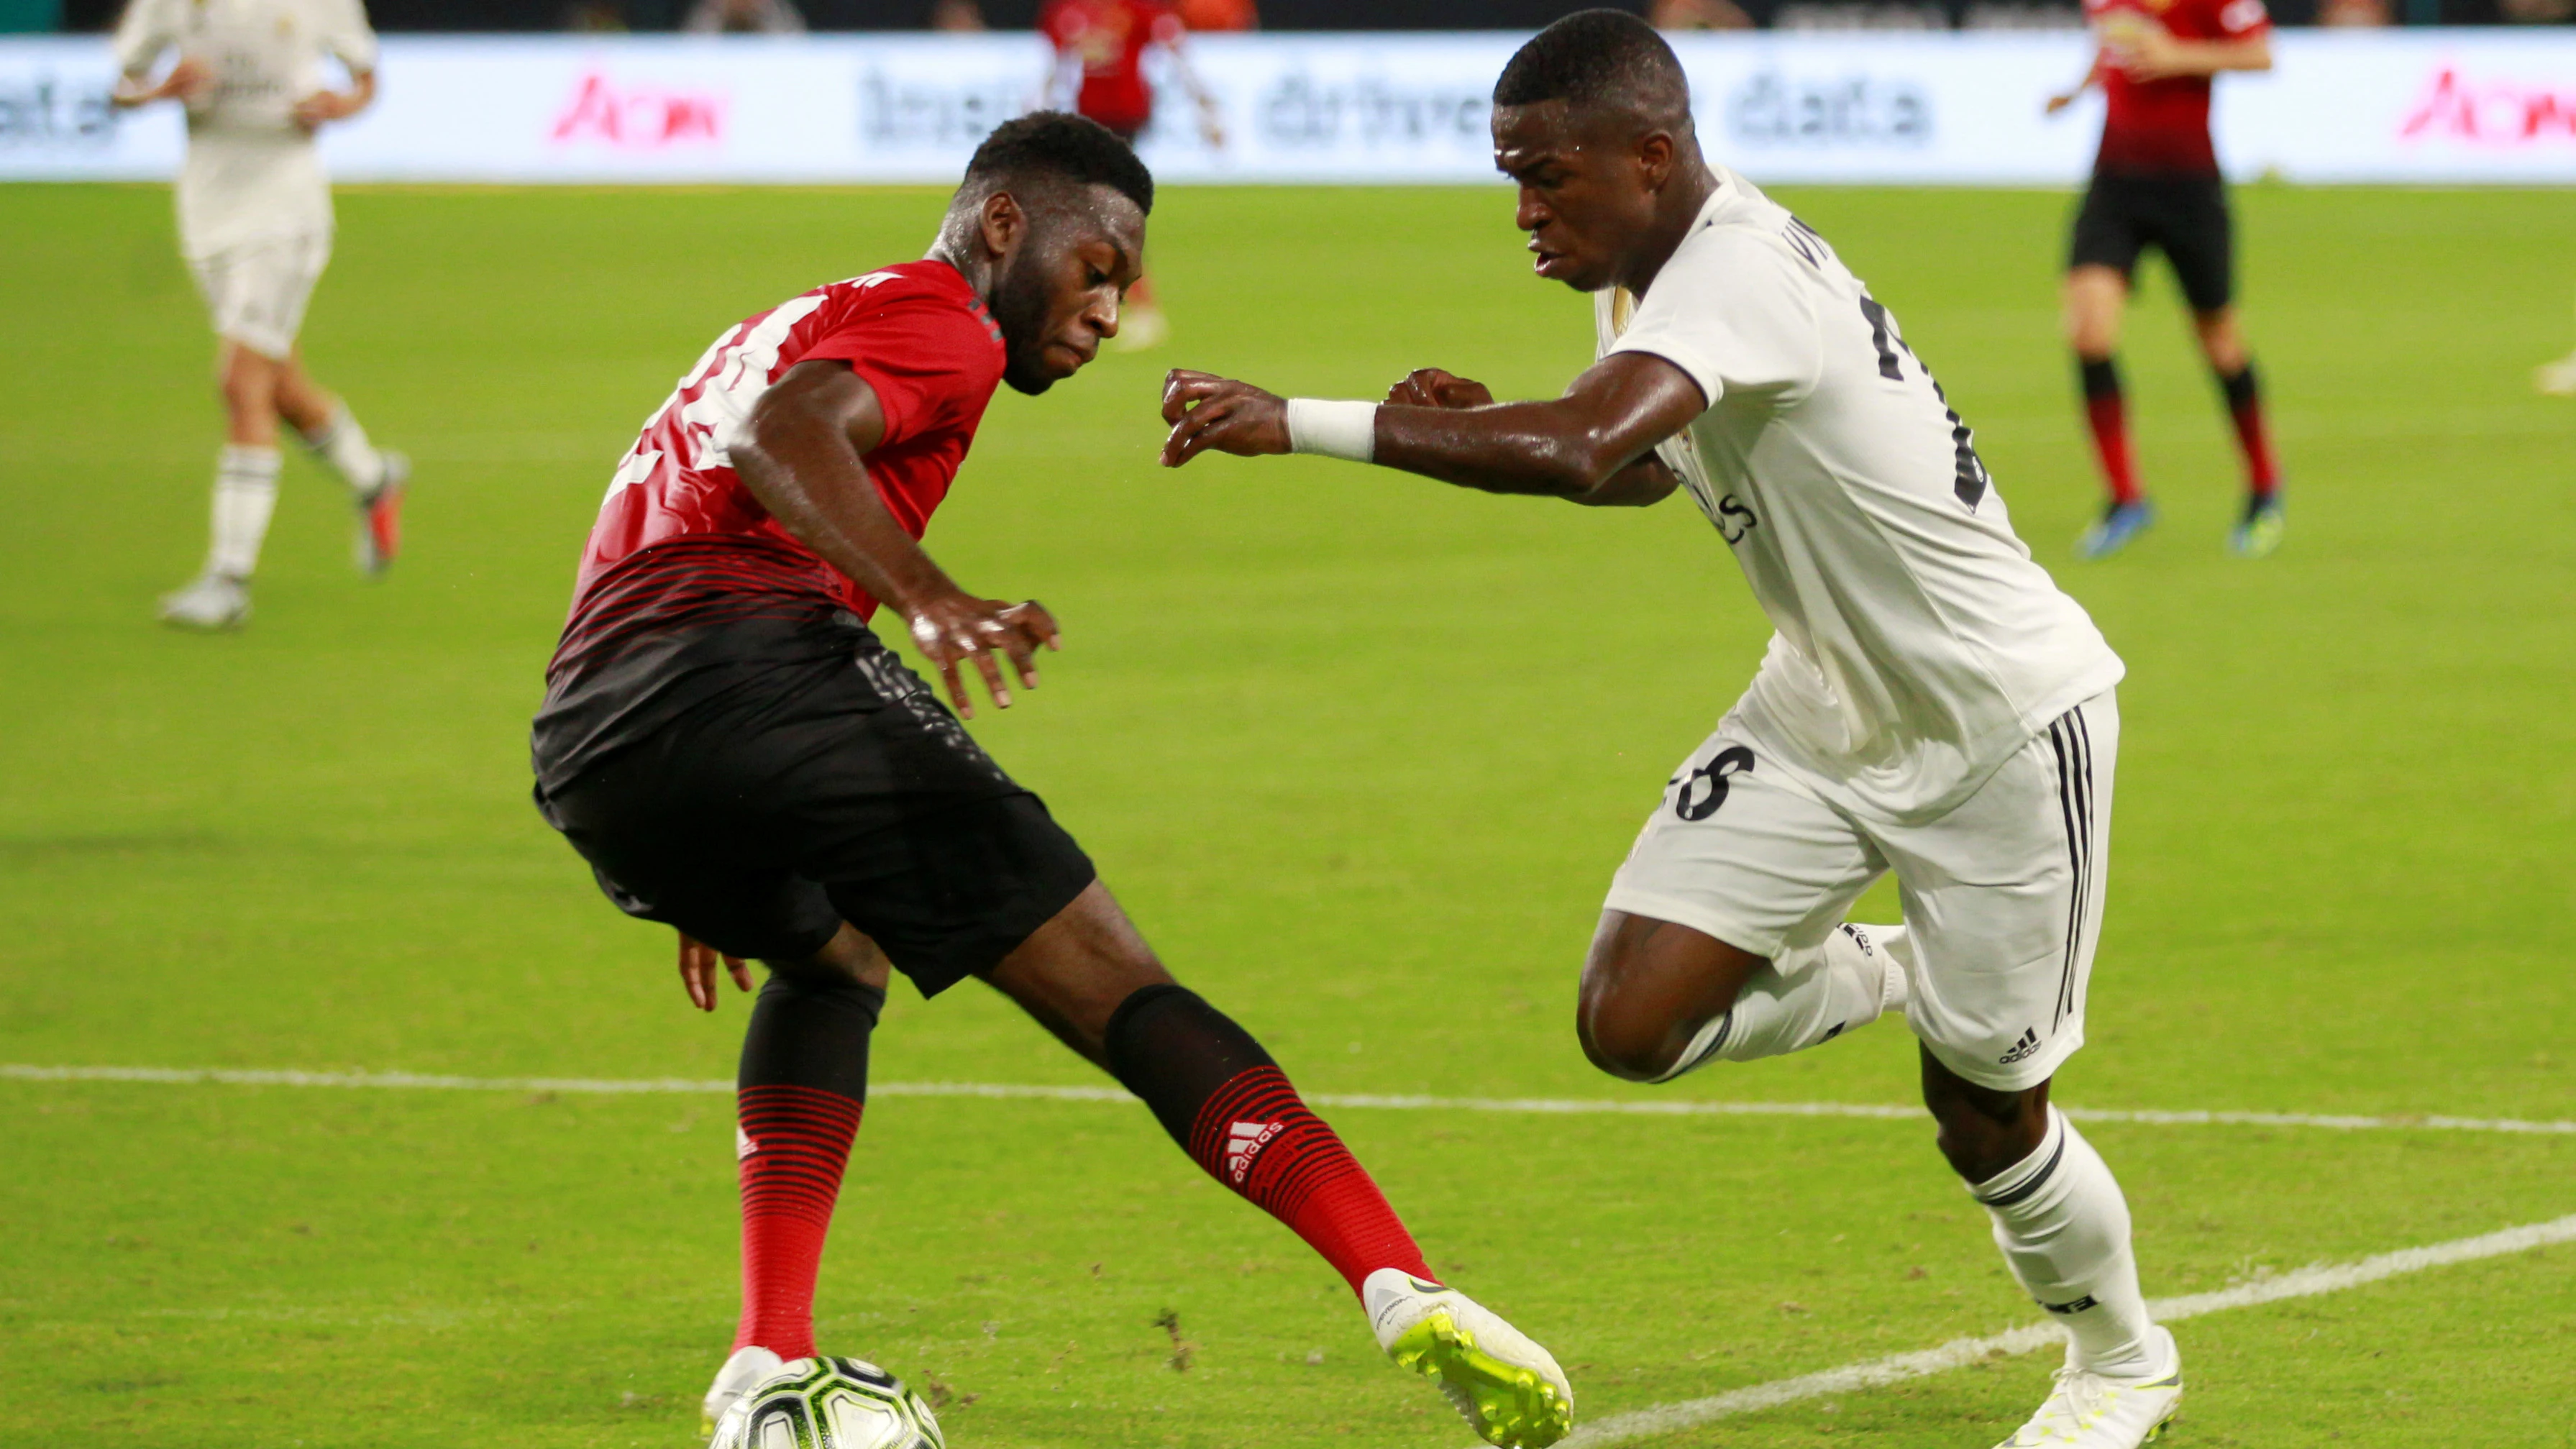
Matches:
[1652,923,1908,1082]
[206,444,281,580]
[301,401,385,495]
[1971,1105,2158,1376]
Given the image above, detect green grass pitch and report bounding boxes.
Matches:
[1,178,2570,1448]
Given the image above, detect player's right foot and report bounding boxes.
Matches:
[1365,1268,1573,1448]
[1993,1327,2183,1448]
[2229,492,2283,559]
[700,1345,785,1438]
[2074,499,2155,561]
[157,572,250,630]
[355,450,408,576]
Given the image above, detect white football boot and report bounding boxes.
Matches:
[1994,1327,2183,1448]
[700,1345,785,1438]
[1364,1269,1573,1448]
[157,572,250,630]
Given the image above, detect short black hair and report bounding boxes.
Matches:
[964,111,1154,216]
[1492,8,1691,125]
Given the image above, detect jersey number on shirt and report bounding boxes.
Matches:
[1858,293,1991,512]
[1674,746,1756,822]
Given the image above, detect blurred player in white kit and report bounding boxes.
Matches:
[113,0,408,631]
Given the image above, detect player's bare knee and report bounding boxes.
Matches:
[770,923,891,992]
[1575,988,1678,1082]
[1575,957,1699,1083]
[1922,1053,2050,1181]
[2195,311,2247,372]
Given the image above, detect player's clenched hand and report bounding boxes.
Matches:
[114,56,211,108]
[677,931,752,1013]
[906,592,1059,720]
[1159,370,1289,467]
[291,89,357,129]
[1385,369,1494,410]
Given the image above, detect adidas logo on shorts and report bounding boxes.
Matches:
[1225,1120,1284,1183]
[1997,1028,2042,1066]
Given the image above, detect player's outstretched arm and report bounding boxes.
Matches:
[734,359,1058,718]
[1159,352,1699,508]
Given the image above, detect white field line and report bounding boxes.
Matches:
[4,1063,2573,1137]
[1553,1210,2576,1447]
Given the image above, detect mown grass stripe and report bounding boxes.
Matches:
[6,1063,2570,1136]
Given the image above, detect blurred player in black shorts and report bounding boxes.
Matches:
[527,112,1571,1448]
[2049,0,2283,559]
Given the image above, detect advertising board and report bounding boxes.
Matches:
[3,29,2572,186]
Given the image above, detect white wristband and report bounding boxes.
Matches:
[1284,398,1378,464]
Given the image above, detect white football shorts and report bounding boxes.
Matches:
[188,232,331,360]
[1604,690,2117,1092]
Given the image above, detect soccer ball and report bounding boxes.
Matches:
[708,1356,946,1449]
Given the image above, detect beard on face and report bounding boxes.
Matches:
[992,244,1061,396]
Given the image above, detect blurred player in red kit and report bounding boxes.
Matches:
[1040,0,1224,349]
[2048,0,2280,560]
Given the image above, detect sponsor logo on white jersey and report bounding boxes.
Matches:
[1225,1119,1284,1183]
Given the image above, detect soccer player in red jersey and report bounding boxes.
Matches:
[1040,0,1223,349]
[2049,0,2281,559]
[528,114,1570,1448]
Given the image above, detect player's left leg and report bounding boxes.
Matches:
[256,226,406,576]
[1579,724,1899,1083]
[274,348,408,575]
[1886,692,2179,1447]
[979,882,1572,1448]
[2163,179,2282,558]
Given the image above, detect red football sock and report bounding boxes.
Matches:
[1190,1065,1434,1294]
[2079,357,2142,507]
[2218,363,2279,498]
[733,1084,864,1358]
[1105,984,1433,1297]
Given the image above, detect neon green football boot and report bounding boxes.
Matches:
[1365,1269,1573,1448]
[2230,493,2285,559]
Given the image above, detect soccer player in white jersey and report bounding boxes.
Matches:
[113,0,408,631]
[1161,12,2179,1448]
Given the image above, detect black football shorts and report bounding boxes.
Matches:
[2068,172,2235,314]
[532,613,1096,995]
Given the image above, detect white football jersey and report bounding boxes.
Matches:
[114,0,378,257]
[1599,168,2123,824]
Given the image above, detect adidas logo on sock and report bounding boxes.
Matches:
[2042,1294,2101,1315]
[736,1126,759,1160]
[1224,1120,1284,1184]
[1838,923,1874,956]
[1997,1028,2042,1066]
